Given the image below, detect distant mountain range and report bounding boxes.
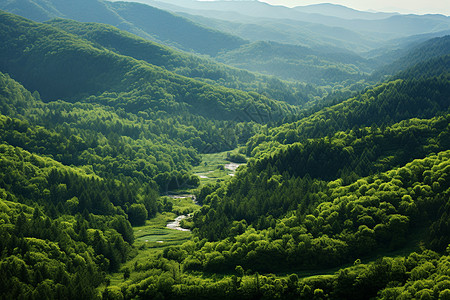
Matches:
[129,0,450,41]
[3,0,450,56]
[293,3,399,20]
[1,0,449,88]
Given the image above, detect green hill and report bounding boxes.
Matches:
[0,0,246,56]
[245,74,450,156]
[216,40,372,85]
[0,71,201,188]
[293,3,397,20]
[0,73,150,297]
[142,0,450,52]
[108,1,245,56]
[46,18,322,105]
[0,10,296,122]
[178,11,384,53]
[374,35,450,79]
[395,54,450,79]
[194,112,450,237]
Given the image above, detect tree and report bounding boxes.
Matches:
[123,268,130,281]
[127,204,148,226]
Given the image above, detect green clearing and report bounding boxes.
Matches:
[192,151,246,186]
[162,195,199,215]
[107,151,245,286]
[106,191,203,286]
[107,212,191,286]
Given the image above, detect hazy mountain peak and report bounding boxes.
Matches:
[293,2,399,20]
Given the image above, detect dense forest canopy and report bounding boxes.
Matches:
[0,3,449,299]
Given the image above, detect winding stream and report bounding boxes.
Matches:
[166,215,190,231]
[165,194,197,231]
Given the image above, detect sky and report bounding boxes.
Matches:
[258,0,450,15]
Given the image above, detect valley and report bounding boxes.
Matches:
[0,0,449,299]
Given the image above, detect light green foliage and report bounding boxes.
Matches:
[190,151,450,272]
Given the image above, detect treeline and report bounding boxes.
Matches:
[0,200,105,299]
[187,72,450,272]
[0,82,199,191]
[193,114,450,241]
[0,56,215,298]
[105,242,450,299]
[395,54,450,80]
[251,114,450,182]
[0,9,449,300]
[0,147,139,298]
[373,35,450,79]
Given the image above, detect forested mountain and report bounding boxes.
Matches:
[2,0,448,88]
[0,10,296,122]
[108,1,245,56]
[193,73,450,238]
[0,0,376,86]
[170,69,450,298]
[192,148,450,261]
[0,72,149,297]
[0,70,200,190]
[245,74,450,156]
[45,18,321,105]
[395,54,450,80]
[112,74,449,298]
[0,3,449,300]
[215,40,372,85]
[364,30,450,65]
[47,17,372,89]
[374,35,450,78]
[176,11,382,53]
[136,0,450,50]
[0,0,246,56]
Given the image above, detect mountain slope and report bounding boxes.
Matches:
[374,35,450,78]
[188,147,450,274]
[245,74,450,156]
[0,72,160,297]
[216,40,371,84]
[0,10,295,121]
[4,0,449,59]
[45,18,321,105]
[184,69,450,278]
[136,0,450,40]
[159,5,391,52]
[108,1,245,56]
[0,4,449,300]
[0,0,246,56]
[293,3,398,20]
